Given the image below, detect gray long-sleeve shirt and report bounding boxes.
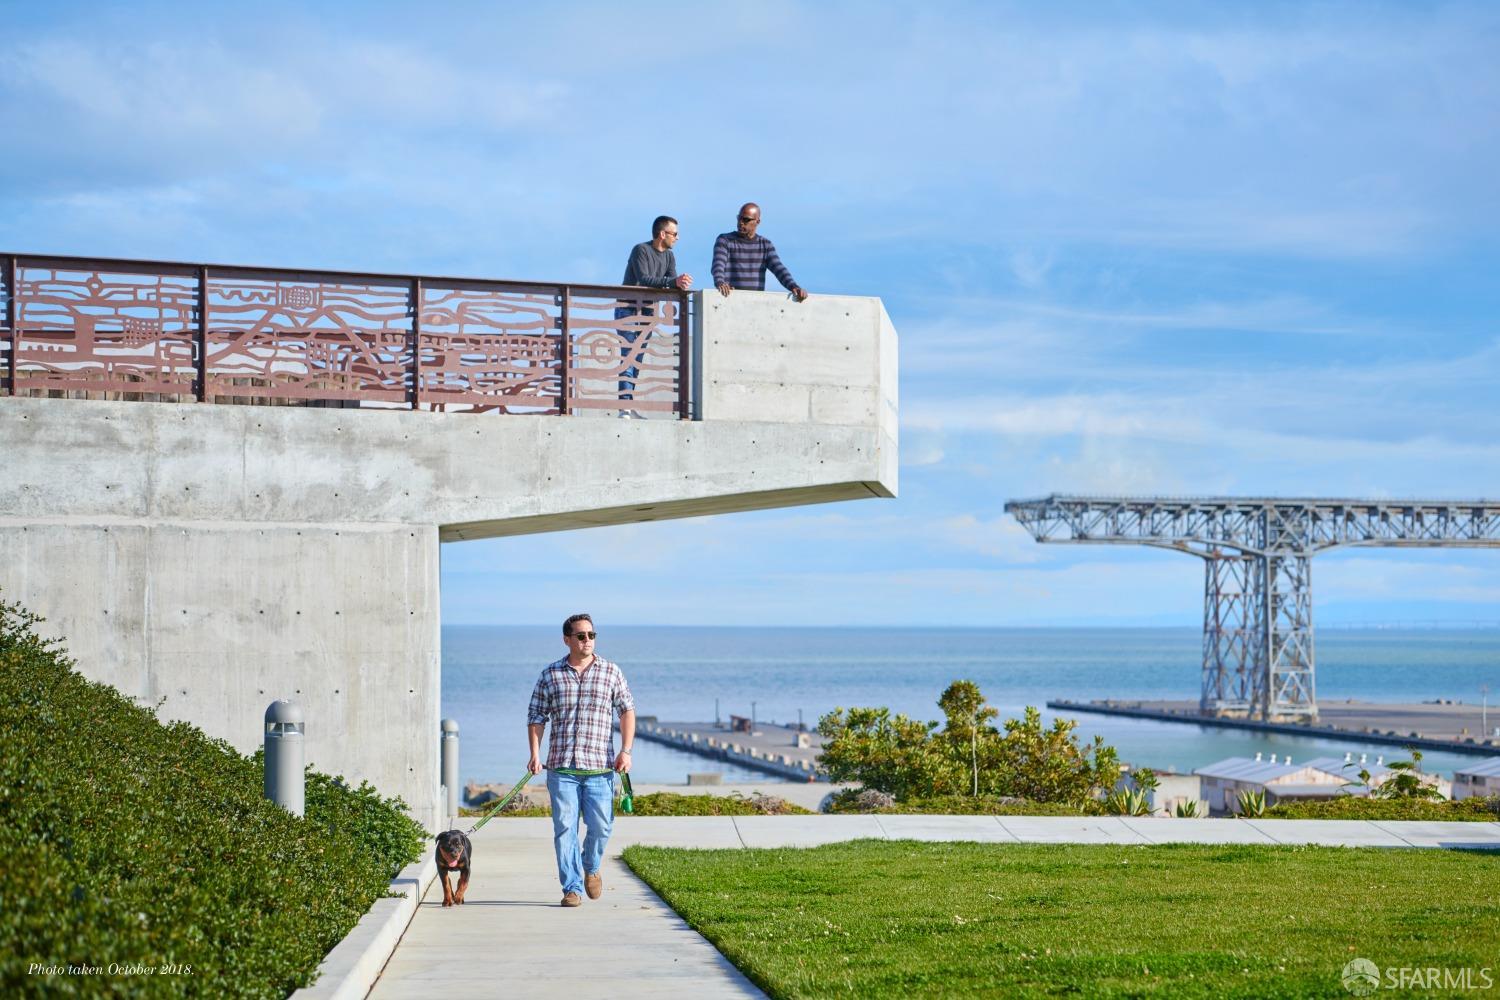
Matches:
[622,242,678,288]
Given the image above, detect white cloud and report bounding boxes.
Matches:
[935,515,1045,563]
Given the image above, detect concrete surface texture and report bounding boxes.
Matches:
[364,815,1499,997]
[0,291,899,831]
[368,823,765,1000]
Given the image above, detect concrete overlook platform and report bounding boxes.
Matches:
[0,255,897,829]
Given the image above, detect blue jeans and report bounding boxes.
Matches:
[613,302,653,402]
[618,328,643,401]
[546,770,615,895]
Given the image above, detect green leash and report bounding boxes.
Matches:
[466,770,535,833]
[620,772,635,814]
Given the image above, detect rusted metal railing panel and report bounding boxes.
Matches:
[0,252,693,417]
[564,287,683,415]
[416,281,566,414]
[204,270,414,404]
[9,259,200,398]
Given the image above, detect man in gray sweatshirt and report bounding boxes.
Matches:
[615,216,693,414]
[623,215,693,291]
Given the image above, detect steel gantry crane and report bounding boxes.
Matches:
[1004,496,1500,721]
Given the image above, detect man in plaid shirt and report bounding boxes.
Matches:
[527,613,636,907]
[712,202,810,301]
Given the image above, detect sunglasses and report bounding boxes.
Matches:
[737,215,759,224]
[569,631,597,641]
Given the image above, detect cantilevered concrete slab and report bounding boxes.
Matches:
[0,290,897,829]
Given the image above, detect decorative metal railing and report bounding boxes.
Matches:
[0,253,691,417]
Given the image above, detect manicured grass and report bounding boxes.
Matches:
[624,840,1500,998]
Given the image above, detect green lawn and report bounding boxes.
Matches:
[624,841,1500,998]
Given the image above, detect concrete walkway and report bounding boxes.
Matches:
[369,816,1500,998]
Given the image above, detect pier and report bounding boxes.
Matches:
[633,718,827,781]
[1050,698,1500,757]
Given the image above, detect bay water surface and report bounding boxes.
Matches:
[443,626,1500,787]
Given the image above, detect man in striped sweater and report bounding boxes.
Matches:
[712,202,810,301]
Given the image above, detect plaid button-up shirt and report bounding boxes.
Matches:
[527,655,635,771]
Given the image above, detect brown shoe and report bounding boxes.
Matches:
[585,871,603,900]
[561,892,582,907]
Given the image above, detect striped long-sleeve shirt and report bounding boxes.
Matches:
[711,232,800,292]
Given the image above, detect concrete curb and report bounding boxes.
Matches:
[290,855,436,1000]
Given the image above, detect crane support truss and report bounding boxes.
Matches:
[1004,496,1500,721]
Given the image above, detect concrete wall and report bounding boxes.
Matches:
[0,290,897,830]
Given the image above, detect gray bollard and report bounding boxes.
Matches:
[441,718,459,822]
[264,699,305,817]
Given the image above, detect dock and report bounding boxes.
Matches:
[1049,698,1500,757]
[632,717,827,781]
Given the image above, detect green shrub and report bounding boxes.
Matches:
[818,683,1120,806]
[1264,795,1500,821]
[0,596,425,998]
[815,706,947,800]
[1103,787,1151,816]
[630,792,812,816]
[1235,788,1268,817]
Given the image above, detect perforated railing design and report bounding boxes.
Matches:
[0,254,691,417]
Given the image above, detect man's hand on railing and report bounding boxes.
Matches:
[675,273,693,291]
[717,282,732,297]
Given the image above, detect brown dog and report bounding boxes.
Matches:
[434,829,473,907]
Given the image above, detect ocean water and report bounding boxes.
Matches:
[442,626,1500,786]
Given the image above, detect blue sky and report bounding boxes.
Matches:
[5,1,1499,625]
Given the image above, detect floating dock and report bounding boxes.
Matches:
[632,718,827,781]
[1049,698,1500,757]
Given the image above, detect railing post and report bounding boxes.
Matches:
[558,286,571,415]
[677,290,690,419]
[441,718,459,823]
[4,256,16,396]
[264,699,305,817]
[410,278,423,410]
[196,266,209,402]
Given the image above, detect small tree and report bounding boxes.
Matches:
[1374,749,1445,801]
[938,680,999,797]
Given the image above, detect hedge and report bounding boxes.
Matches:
[821,788,1094,815]
[1263,794,1500,821]
[0,597,425,998]
[460,790,814,818]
